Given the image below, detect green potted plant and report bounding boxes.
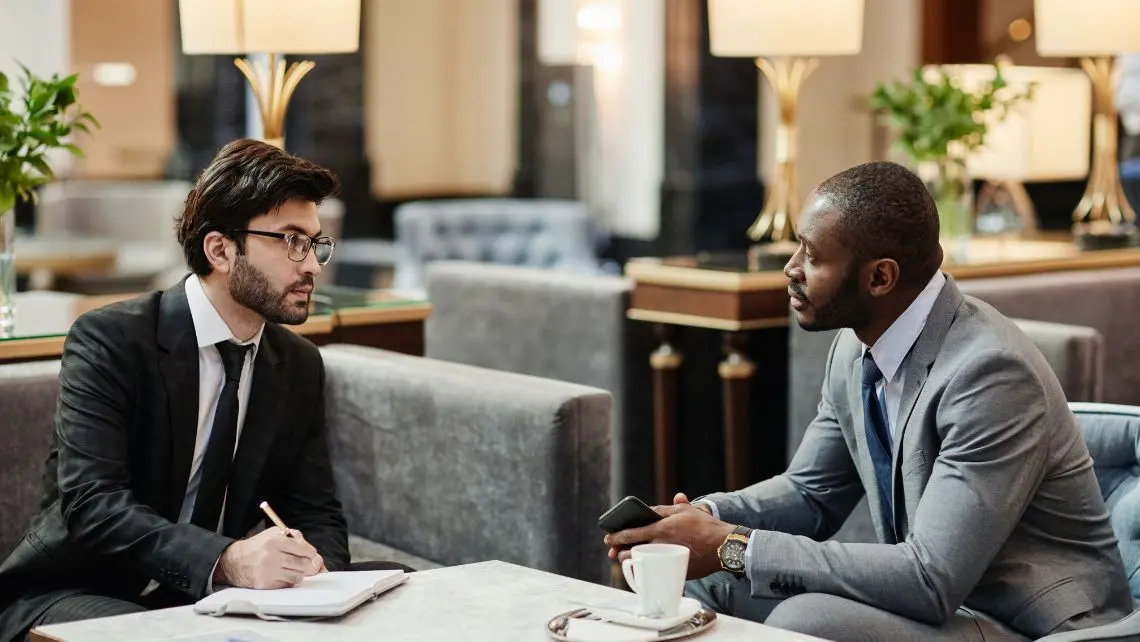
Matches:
[869,63,1031,261]
[0,64,98,337]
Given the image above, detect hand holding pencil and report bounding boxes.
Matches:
[212,501,325,589]
[260,501,328,573]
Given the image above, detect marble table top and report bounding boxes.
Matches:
[30,561,827,642]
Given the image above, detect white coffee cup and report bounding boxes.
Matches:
[620,543,690,618]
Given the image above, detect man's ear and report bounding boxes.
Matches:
[867,259,900,297]
[203,231,234,275]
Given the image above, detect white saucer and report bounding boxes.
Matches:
[586,597,702,631]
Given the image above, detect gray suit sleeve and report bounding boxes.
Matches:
[745,350,1050,625]
[700,333,864,540]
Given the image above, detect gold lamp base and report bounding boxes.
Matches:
[233,52,316,150]
[1073,57,1136,233]
[749,56,818,250]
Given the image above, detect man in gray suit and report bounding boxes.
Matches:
[605,161,1133,640]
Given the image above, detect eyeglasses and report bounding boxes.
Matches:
[230,229,336,266]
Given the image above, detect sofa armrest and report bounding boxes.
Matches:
[319,345,613,584]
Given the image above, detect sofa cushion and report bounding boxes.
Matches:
[320,344,614,584]
[348,535,443,571]
[0,360,62,558]
[1070,402,1140,600]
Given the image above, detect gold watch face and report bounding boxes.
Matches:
[719,536,747,572]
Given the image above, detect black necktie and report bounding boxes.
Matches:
[190,341,252,532]
[861,351,896,543]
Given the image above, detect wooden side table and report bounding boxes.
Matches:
[625,252,791,504]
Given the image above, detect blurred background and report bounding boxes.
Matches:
[5,0,1140,507]
[2,0,1123,294]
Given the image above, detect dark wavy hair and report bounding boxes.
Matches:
[175,139,340,276]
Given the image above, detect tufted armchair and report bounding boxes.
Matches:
[391,198,601,294]
[1036,403,1140,641]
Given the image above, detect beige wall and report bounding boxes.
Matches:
[69,0,176,179]
[759,0,922,193]
[365,0,518,197]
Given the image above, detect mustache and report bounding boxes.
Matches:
[788,282,807,301]
[287,276,315,292]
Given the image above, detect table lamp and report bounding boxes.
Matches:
[1034,0,1140,247]
[708,0,864,251]
[940,63,1091,235]
[178,0,360,149]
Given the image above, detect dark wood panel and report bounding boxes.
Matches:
[335,320,425,356]
[922,0,983,64]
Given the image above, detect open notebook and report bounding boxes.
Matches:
[194,570,407,619]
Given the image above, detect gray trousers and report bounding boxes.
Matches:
[685,572,1029,642]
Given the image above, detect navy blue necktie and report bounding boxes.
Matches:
[861,351,896,542]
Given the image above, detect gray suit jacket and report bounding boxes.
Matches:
[702,275,1133,638]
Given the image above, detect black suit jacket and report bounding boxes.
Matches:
[0,282,349,641]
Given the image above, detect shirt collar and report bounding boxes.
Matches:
[863,271,946,384]
[184,274,264,355]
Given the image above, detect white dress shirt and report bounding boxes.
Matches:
[144,275,264,595]
[180,274,264,526]
[702,271,947,580]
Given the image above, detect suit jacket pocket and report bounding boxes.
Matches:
[1009,577,1093,638]
[902,450,928,479]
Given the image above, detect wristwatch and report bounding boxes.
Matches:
[717,525,753,578]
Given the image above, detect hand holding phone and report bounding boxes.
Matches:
[597,495,663,534]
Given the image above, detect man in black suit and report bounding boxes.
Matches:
[0,139,405,641]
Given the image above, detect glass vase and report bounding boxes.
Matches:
[918,158,974,264]
[0,210,14,338]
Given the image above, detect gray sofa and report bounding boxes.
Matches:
[0,344,614,585]
[393,199,603,293]
[961,267,1140,406]
[424,262,655,504]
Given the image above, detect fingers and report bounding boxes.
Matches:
[273,530,322,575]
[278,533,320,560]
[617,548,632,563]
[604,522,658,548]
[673,492,690,504]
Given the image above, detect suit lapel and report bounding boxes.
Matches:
[847,348,886,540]
[888,275,965,521]
[222,330,287,537]
[157,281,201,520]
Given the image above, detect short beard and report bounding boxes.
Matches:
[229,253,312,325]
[797,264,872,332]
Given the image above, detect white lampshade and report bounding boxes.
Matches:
[938,65,1092,181]
[708,0,864,57]
[179,0,360,55]
[1035,0,1140,56]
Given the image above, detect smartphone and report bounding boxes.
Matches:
[597,495,663,534]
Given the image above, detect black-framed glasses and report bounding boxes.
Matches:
[230,229,336,266]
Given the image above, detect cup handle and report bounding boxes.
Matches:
[621,558,639,593]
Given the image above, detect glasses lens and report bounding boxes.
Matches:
[286,233,312,262]
[314,239,335,265]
